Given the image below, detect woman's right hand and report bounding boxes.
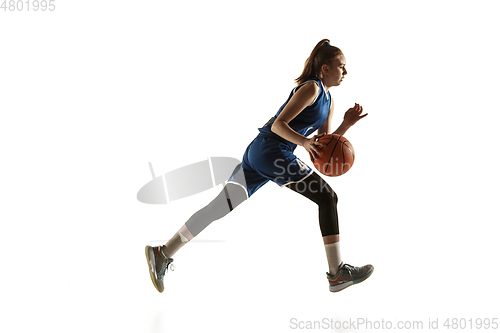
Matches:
[304,132,327,161]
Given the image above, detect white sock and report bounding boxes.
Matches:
[325,242,342,275]
[162,232,187,258]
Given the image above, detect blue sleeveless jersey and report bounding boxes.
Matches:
[257,77,331,150]
[228,77,332,197]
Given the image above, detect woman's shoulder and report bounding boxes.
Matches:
[290,79,321,108]
[294,78,320,95]
[299,77,321,87]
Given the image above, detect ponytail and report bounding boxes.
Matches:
[295,39,343,85]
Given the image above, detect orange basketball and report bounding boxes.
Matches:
[312,134,355,177]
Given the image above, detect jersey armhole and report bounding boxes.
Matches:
[293,80,321,106]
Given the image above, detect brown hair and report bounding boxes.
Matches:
[295,39,343,85]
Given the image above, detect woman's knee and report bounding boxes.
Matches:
[185,183,248,237]
[290,172,338,206]
[224,182,248,209]
[316,182,338,207]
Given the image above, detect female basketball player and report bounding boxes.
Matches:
[146,39,374,293]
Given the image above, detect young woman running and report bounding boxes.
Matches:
[146,39,374,293]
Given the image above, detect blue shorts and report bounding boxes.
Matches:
[228,135,313,197]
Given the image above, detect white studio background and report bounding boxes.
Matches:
[1,0,499,332]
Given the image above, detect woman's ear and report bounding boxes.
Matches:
[321,64,329,76]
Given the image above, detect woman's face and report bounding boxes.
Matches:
[323,54,347,87]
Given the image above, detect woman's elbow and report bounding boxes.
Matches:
[271,121,282,134]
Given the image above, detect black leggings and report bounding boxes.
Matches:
[286,172,339,237]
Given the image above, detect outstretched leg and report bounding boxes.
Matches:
[145,182,248,293]
[146,158,270,292]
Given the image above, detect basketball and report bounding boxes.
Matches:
[312,134,355,177]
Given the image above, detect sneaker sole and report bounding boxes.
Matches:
[330,281,353,292]
[145,246,163,293]
[330,266,374,293]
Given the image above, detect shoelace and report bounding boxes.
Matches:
[342,263,363,278]
[167,259,175,272]
[342,263,354,272]
[158,257,175,278]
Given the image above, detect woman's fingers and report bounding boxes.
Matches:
[307,135,327,160]
[308,146,319,160]
[315,140,326,147]
[345,104,367,122]
[312,142,325,158]
[314,133,327,141]
[308,151,315,161]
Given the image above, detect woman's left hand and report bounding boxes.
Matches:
[343,103,368,127]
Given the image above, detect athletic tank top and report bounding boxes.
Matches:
[258,77,331,150]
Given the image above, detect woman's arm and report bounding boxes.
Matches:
[317,99,334,135]
[333,103,368,136]
[318,101,368,138]
[271,81,318,146]
[271,82,326,159]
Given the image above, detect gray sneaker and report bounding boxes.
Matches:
[327,262,374,292]
[145,246,174,293]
